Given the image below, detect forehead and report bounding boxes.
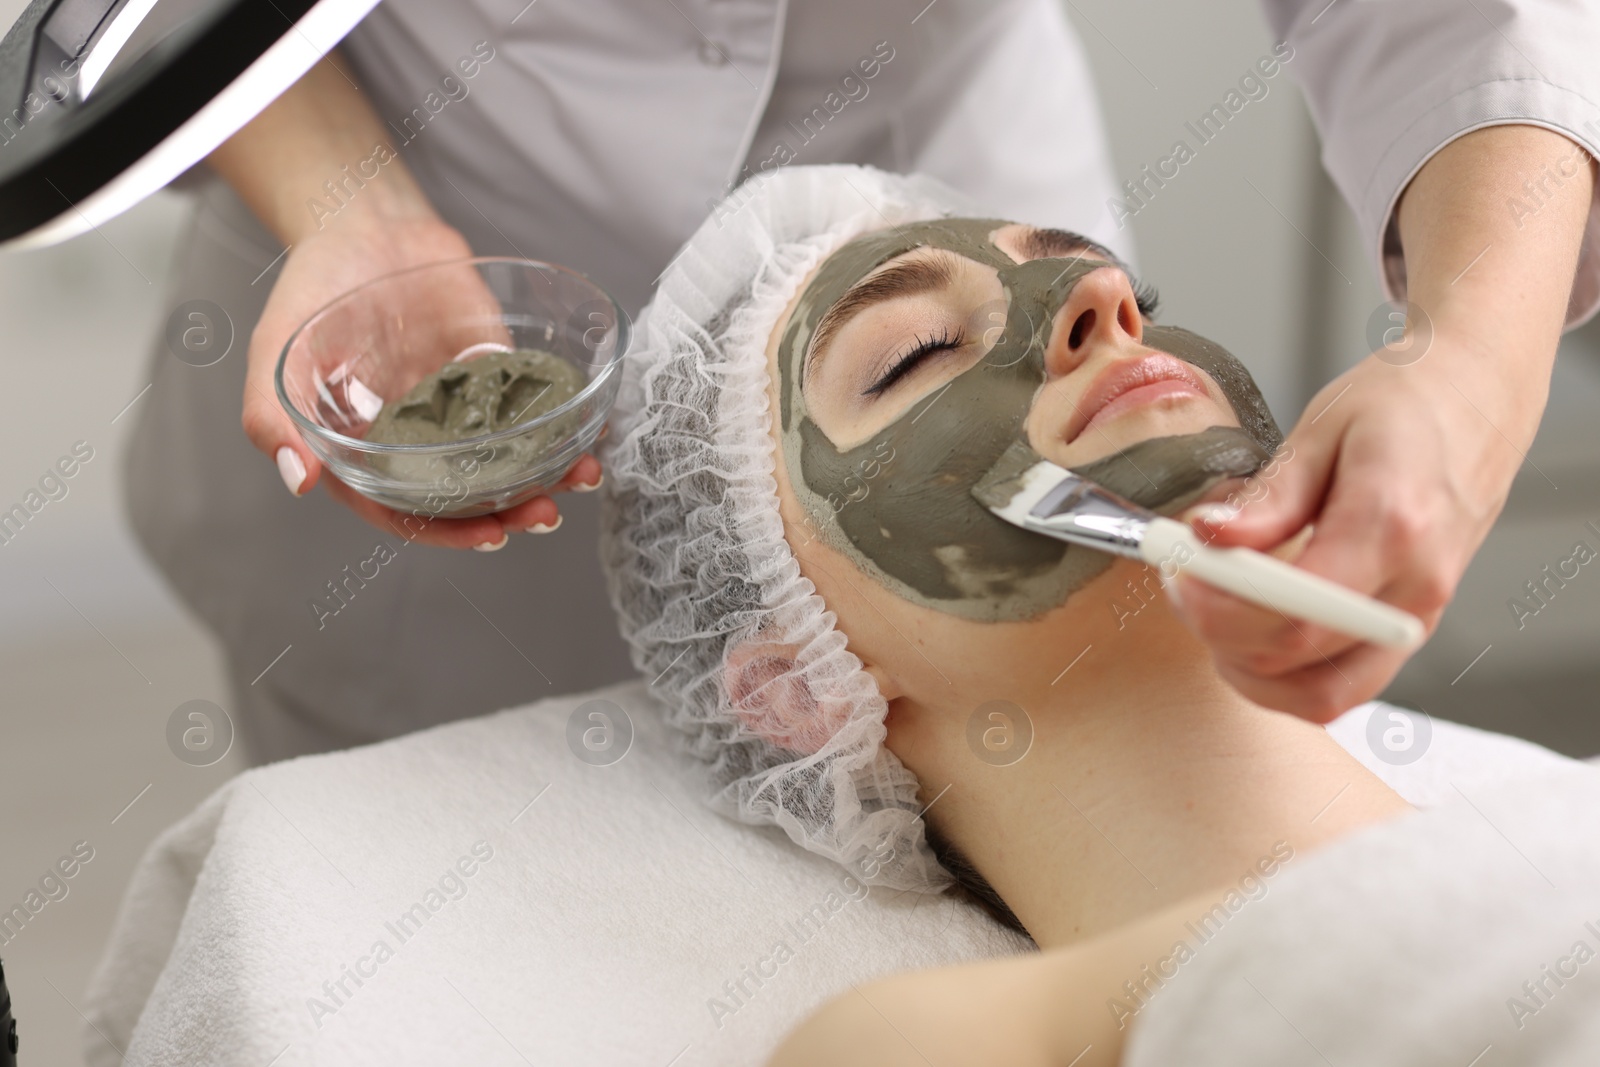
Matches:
[810,218,1017,295]
[817,218,1116,281]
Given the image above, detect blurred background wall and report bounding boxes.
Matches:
[0,1,1596,1063]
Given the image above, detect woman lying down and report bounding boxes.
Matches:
[89,165,1600,1067]
[602,164,1600,1065]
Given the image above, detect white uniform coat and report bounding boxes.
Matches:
[125,0,1600,760]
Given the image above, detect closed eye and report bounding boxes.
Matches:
[864,326,966,396]
[1131,278,1160,319]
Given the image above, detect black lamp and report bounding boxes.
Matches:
[0,956,16,1067]
[0,0,380,250]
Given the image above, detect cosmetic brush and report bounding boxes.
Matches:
[972,441,1425,649]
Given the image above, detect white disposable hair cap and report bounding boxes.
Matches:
[600,164,983,892]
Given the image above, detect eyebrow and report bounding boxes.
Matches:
[1028,229,1159,319]
[800,228,1133,381]
[1020,227,1120,268]
[805,252,956,382]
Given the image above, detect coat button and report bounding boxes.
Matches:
[698,39,730,67]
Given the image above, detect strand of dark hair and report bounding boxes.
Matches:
[922,823,1033,940]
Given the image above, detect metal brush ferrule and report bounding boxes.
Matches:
[1022,475,1152,557]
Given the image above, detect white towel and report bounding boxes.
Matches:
[83,687,1579,1066]
[83,680,1031,1067]
[1124,759,1600,1065]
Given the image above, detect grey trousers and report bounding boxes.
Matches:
[124,177,635,764]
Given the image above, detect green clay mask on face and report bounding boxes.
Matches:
[776,218,1283,622]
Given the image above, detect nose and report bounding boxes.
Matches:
[1043,264,1145,379]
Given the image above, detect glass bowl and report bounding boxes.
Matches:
[276,257,627,518]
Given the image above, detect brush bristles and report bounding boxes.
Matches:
[970,440,1050,510]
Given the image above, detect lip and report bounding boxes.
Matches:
[1066,353,1209,444]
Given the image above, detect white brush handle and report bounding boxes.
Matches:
[1139,517,1425,649]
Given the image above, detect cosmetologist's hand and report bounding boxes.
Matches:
[1174,347,1517,720]
[1167,125,1596,721]
[241,216,603,551]
[209,53,600,552]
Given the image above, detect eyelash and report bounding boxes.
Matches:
[1132,278,1161,319]
[858,273,1158,398]
[864,325,965,396]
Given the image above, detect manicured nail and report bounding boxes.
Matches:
[275,447,306,496]
[473,533,510,552]
[1191,503,1239,526]
[573,471,604,493]
[525,515,563,534]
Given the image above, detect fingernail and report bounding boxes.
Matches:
[473,532,510,552]
[275,447,306,496]
[524,515,563,534]
[1192,503,1239,526]
[573,471,603,493]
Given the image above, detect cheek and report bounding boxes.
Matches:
[772,420,828,558]
[770,408,899,645]
[1192,369,1243,423]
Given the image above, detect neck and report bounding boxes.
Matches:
[886,604,1410,950]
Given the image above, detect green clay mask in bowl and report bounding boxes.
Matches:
[275,257,628,518]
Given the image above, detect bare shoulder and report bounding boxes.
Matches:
[764,952,1062,1067]
[764,889,1224,1067]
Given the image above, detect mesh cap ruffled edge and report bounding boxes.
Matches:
[599,165,985,891]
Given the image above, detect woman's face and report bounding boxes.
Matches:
[765,218,1279,625]
[801,222,1238,460]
